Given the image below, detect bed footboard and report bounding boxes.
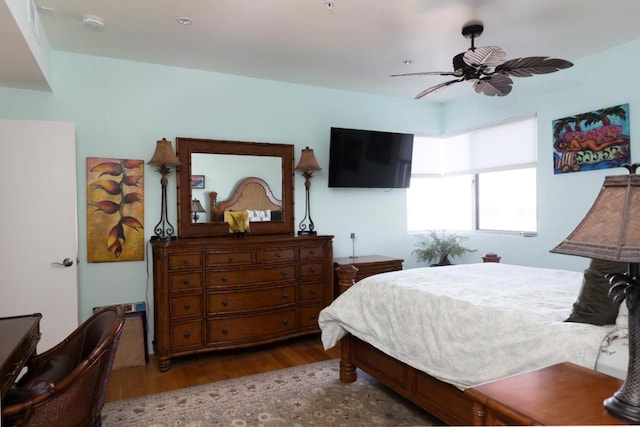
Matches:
[339,333,475,426]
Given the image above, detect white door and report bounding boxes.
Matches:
[0,119,78,351]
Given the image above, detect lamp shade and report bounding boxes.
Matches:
[191,199,206,213]
[148,138,181,167]
[551,167,640,262]
[295,147,321,172]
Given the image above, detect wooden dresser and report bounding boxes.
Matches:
[333,255,403,295]
[151,234,333,371]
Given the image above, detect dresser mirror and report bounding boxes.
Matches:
[176,137,295,238]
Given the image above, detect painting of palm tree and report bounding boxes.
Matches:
[553,103,630,174]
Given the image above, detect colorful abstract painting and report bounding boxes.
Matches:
[87,158,144,262]
[553,103,630,174]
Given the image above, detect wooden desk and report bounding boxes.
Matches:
[333,255,403,295]
[464,362,623,425]
[0,314,42,399]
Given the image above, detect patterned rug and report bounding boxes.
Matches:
[101,359,439,426]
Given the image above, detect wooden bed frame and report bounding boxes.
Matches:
[335,265,476,426]
[208,176,282,221]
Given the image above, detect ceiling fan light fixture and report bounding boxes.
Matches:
[391,21,573,99]
[177,17,192,25]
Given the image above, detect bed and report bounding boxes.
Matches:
[208,176,283,222]
[318,262,627,425]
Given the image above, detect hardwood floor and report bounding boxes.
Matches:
[105,335,340,403]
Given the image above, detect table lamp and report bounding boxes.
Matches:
[551,163,640,423]
[295,146,321,235]
[191,198,206,223]
[147,138,181,240]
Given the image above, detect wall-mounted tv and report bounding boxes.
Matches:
[328,127,414,188]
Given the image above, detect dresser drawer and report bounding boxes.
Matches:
[170,321,203,350]
[169,272,203,293]
[208,285,296,313]
[206,250,253,266]
[207,265,296,287]
[170,295,203,319]
[300,262,324,278]
[207,309,297,343]
[169,252,203,270]
[300,244,325,260]
[299,282,324,301]
[300,303,323,329]
[257,247,296,263]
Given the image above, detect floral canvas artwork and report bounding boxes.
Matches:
[87,158,144,262]
[553,103,630,174]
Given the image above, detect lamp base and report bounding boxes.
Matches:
[151,235,178,242]
[298,230,317,236]
[604,395,640,423]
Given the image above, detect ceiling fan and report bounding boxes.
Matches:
[391,22,574,99]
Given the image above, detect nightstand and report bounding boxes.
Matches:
[333,255,403,295]
[464,362,623,425]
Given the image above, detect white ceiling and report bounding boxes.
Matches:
[4,0,640,102]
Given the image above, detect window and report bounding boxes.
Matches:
[408,117,537,233]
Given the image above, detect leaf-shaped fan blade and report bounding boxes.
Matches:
[463,46,507,71]
[415,78,464,99]
[473,75,513,96]
[495,57,573,77]
[390,70,462,78]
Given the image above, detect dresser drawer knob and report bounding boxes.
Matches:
[282,293,289,299]
[183,303,191,310]
[281,271,288,276]
[183,259,190,265]
[308,267,316,273]
[310,289,316,295]
[282,319,288,325]
[310,314,317,320]
[309,250,316,255]
[228,256,234,262]
[183,278,190,285]
[222,327,229,334]
[275,252,282,258]
[222,300,228,306]
[221,276,227,282]
[184,330,191,339]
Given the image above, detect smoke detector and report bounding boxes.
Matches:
[82,14,104,31]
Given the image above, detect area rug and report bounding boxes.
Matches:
[101,359,439,426]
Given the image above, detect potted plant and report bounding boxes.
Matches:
[413,230,476,266]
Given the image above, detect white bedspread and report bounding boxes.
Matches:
[319,263,617,389]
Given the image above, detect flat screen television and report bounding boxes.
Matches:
[328,127,414,188]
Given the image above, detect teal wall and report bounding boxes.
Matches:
[0,38,638,336]
[0,51,440,330]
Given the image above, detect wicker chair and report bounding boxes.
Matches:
[2,307,125,427]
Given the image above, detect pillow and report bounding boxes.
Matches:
[616,301,629,329]
[565,258,627,326]
[248,209,271,222]
[5,354,74,402]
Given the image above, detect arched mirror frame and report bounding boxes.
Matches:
[176,137,295,238]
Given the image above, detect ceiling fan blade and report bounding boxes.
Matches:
[495,57,573,77]
[463,46,507,71]
[390,71,461,77]
[415,78,464,99]
[473,75,513,96]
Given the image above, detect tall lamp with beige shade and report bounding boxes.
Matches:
[295,146,322,236]
[147,138,181,241]
[551,163,640,423]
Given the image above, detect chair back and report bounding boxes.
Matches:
[2,307,125,427]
